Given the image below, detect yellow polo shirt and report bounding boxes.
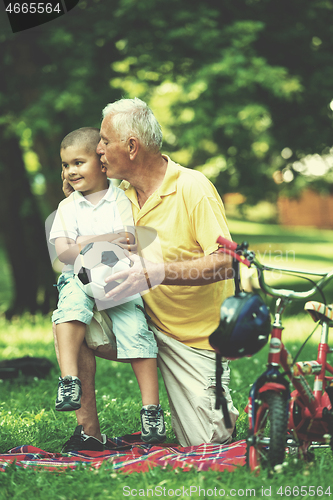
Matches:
[121,156,234,350]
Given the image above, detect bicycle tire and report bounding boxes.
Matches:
[247,390,288,471]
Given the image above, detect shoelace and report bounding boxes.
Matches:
[143,409,162,428]
[59,379,79,399]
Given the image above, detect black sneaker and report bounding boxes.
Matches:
[55,375,82,411]
[61,425,107,452]
[140,404,166,444]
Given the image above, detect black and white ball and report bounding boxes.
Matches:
[74,242,131,300]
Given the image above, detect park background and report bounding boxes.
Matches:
[1,0,333,498]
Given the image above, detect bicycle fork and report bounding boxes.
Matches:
[246,298,291,444]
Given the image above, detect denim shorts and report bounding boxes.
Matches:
[52,272,158,360]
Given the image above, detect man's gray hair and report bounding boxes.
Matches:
[102,98,163,153]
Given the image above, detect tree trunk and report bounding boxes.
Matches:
[0,126,58,318]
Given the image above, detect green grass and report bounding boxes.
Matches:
[1,220,333,499]
[0,314,175,453]
[229,219,333,316]
[1,314,333,499]
[229,219,333,271]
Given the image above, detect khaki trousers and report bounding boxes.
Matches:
[150,325,239,447]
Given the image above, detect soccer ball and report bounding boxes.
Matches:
[74,242,132,300]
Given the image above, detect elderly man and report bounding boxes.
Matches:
[60,98,238,452]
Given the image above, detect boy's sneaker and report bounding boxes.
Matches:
[55,375,82,411]
[61,425,107,453]
[140,404,166,444]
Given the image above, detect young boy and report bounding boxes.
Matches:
[49,127,165,444]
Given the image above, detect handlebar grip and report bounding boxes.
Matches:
[221,248,252,268]
[217,236,238,250]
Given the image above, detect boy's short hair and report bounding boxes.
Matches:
[60,127,100,154]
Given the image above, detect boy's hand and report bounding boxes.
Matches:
[62,171,74,197]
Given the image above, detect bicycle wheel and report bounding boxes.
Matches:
[247,390,288,471]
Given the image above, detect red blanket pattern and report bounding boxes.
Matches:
[0,433,246,473]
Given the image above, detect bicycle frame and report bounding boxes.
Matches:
[248,299,333,449]
[216,236,333,466]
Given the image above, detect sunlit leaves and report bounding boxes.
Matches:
[1,0,332,206]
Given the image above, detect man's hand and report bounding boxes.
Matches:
[62,170,74,197]
[104,250,233,301]
[104,254,165,300]
[112,236,138,254]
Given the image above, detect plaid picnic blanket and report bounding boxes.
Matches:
[0,433,246,473]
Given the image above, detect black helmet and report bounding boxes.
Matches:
[209,292,271,359]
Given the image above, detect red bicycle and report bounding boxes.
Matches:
[217,236,333,471]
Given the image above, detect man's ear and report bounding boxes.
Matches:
[128,137,139,159]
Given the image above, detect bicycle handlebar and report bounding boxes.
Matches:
[217,235,238,251]
[217,237,333,301]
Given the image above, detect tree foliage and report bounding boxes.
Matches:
[1,0,333,313]
[108,0,333,201]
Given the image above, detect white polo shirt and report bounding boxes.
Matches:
[49,179,134,272]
